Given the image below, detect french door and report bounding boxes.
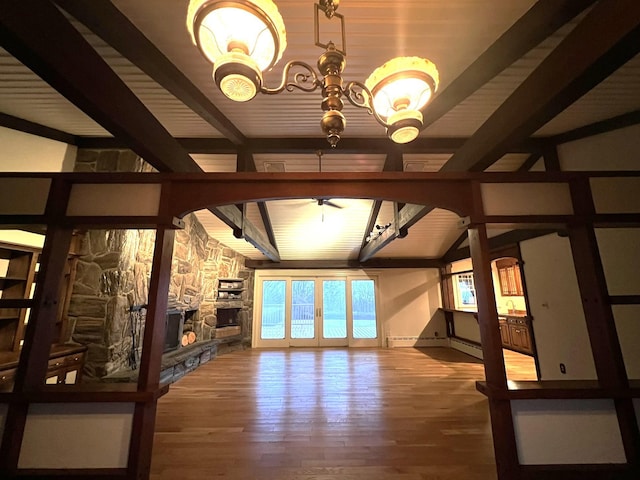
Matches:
[254,275,379,347]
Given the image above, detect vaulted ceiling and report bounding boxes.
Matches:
[1,0,639,265]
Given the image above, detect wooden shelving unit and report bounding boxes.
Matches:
[0,240,85,391]
[0,242,39,352]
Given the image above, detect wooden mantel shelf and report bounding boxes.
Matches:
[476,380,640,400]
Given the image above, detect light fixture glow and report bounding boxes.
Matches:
[187,1,439,146]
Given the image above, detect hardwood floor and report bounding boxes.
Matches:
[151,347,507,479]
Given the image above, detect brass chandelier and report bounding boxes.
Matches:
[187,0,439,147]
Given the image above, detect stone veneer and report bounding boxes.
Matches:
[69,149,254,380]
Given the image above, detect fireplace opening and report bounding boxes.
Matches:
[217,308,240,328]
[164,310,184,353]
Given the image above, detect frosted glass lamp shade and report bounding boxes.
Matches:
[365,57,439,143]
[187,0,287,101]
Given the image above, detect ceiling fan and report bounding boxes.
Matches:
[315,198,343,208]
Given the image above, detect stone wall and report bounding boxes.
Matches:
[69,149,254,380]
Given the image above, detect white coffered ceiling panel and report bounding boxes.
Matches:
[266,198,374,260]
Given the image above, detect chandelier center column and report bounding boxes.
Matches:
[318,42,346,148]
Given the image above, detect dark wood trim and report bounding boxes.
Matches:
[610,295,640,305]
[420,0,595,131]
[0,0,200,173]
[476,380,640,400]
[137,227,175,391]
[75,136,545,155]
[549,109,640,145]
[517,153,542,172]
[519,464,640,480]
[0,384,170,404]
[0,113,76,145]
[9,468,128,479]
[468,221,519,480]
[55,0,246,146]
[443,229,557,263]
[568,223,640,463]
[257,203,278,251]
[440,0,640,172]
[245,258,444,269]
[543,143,561,172]
[442,231,469,260]
[128,226,175,480]
[127,401,158,480]
[450,335,482,348]
[209,205,280,262]
[360,200,383,250]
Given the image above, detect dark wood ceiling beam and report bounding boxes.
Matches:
[421,0,596,130]
[0,113,76,145]
[0,0,199,173]
[548,109,640,145]
[54,0,246,146]
[442,229,559,264]
[542,143,560,172]
[359,149,404,250]
[234,148,279,253]
[517,153,542,172]
[75,136,545,154]
[440,0,640,173]
[359,204,433,262]
[246,258,444,270]
[210,205,279,262]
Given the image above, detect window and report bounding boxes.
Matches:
[454,272,477,309]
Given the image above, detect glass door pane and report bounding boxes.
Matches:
[322,280,347,339]
[291,280,315,339]
[260,280,286,340]
[351,279,377,339]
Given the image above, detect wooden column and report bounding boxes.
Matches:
[127,225,175,479]
[568,179,640,465]
[468,224,519,479]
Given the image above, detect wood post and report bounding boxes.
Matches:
[128,225,176,479]
[468,224,519,479]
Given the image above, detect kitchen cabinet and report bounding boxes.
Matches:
[499,315,534,355]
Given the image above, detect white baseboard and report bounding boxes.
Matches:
[449,337,484,360]
[386,336,449,348]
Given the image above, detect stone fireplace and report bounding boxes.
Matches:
[68,148,255,382]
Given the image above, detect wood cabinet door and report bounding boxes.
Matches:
[509,324,532,353]
[499,323,511,346]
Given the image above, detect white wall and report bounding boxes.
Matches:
[596,228,640,379]
[0,126,76,172]
[520,234,597,380]
[558,123,640,171]
[19,403,134,469]
[512,399,625,465]
[377,269,446,347]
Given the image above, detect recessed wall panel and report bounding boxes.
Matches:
[0,178,51,215]
[595,228,640,295]
[481,183,573,216]
[512,399,625,465]
[591,178,640,213]
[19,402,134,469]
[67,184,160,216]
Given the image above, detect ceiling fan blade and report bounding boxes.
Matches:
[324,200,343,209]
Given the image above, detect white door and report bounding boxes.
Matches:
[254,275,379,348]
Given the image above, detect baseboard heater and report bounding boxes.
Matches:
[449,337,484,360]
[386,336,448,348]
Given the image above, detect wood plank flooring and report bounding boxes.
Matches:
[150,347,519,479]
